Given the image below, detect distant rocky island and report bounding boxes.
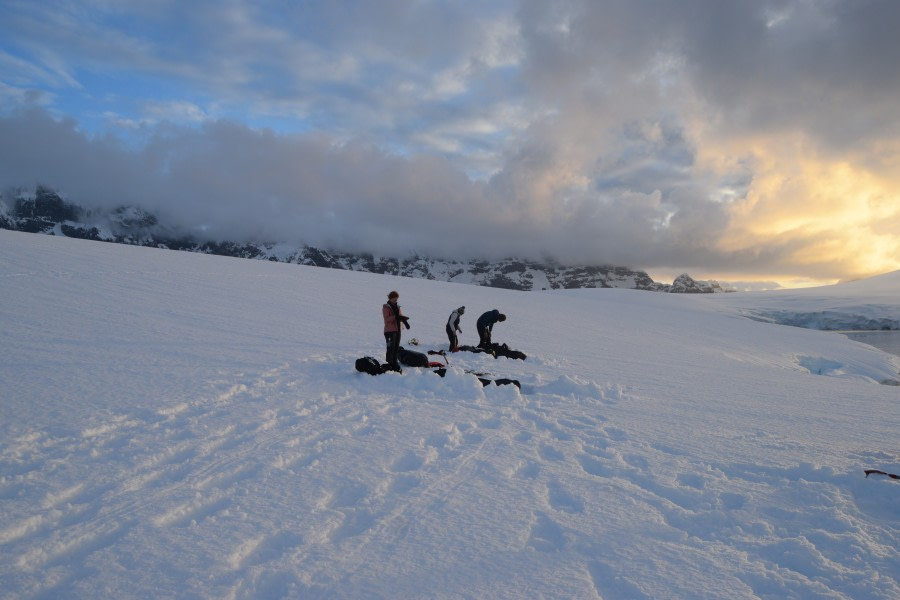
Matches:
[1,186,730,293]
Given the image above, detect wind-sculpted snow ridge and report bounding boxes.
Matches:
[1,230,898,599]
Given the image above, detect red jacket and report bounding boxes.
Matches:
[383,301,404,333]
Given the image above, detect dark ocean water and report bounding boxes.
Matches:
[842,331,900,359]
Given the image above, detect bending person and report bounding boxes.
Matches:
[476,309,506,349]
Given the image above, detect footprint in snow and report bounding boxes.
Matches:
[390,450,426,473]
[330,509,376,541]
[546,480,584,514]
[576,453,609,478]
[327,481,370,509]
[538,444,566,462]
[527,511,567,552]
[515,461,541,480]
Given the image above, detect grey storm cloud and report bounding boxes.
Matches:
[2,0,899,284]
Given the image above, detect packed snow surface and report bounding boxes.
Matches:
[1,230,898,599]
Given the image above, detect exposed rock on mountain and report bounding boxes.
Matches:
[670,273,727,294]
[0,187,726,293]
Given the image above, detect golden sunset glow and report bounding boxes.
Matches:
[703,136,900,285]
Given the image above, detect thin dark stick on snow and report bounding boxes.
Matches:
[864,469,900,480]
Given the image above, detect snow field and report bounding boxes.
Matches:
[1,230,898,599]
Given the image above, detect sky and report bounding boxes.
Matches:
[1,0,899,288]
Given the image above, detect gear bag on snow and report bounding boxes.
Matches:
[491,343,527,361]
[459,343,526,360]
[355,356,386,376]
[398,346,429,367]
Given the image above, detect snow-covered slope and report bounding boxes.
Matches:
[1,230,898,599]
[712,270,900,330]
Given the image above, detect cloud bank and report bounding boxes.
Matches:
[1,0,899,285]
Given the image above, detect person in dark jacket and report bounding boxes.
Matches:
[446,306,465,352]
[476,309,506,348]
[382,291,409,371]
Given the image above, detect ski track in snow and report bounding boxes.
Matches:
[3,348,897,598]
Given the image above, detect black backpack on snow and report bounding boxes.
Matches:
[398,347,428,367]
[355,356,385,375]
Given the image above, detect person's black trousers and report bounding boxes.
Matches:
[446,324,458,351]
[385,331,401,368]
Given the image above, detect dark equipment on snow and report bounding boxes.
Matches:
[458,345,487,354]
[355,356,386,376]
[489,343,526,360]
[399,347,429,367]
[458,343,526,360]
[431,368,520,388]
[427,349,449,364]
[491,378,521,388]
[865,469,900,480]
[355,355,519,388]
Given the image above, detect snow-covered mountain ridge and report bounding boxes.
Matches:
[0,186,727,293]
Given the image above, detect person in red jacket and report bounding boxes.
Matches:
[382,290,409,371]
